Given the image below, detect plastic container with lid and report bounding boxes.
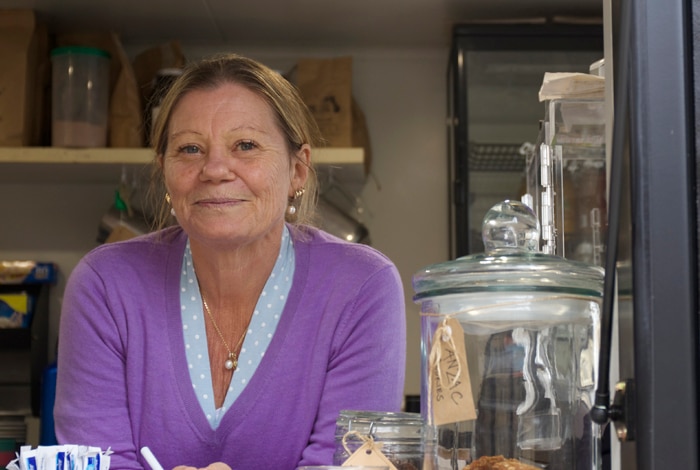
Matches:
[333,410,432,469]
[50,46,111,148]
[412,200,604,470]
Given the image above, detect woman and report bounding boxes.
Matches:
[54,53,406,470]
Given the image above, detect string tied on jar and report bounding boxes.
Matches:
[428,316,462,390]
[341,429,374,456]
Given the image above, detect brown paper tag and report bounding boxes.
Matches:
[342,440,396,469]
[429,317,477,426]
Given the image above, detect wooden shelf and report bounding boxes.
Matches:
[0,146,363,165]
[0,146,365,185]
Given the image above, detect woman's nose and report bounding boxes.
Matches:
[200,147,234,182]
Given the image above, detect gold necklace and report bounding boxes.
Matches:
[201,295,250,371]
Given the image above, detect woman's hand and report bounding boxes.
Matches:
[173,463,232,470]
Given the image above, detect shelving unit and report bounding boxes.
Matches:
[0,146,365,185]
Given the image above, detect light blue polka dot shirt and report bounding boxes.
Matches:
[180,226,294,428]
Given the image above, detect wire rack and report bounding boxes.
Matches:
[468,142,528,172]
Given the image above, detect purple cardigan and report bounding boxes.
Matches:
[54,225,406,470]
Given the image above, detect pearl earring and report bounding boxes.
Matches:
[286,188,305,217]
[165,193,176,217]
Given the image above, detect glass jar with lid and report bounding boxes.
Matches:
[412,200,604,470]
[333,410,431,469]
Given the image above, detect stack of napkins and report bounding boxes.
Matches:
[7,445,111,470]
[538,72,605,102]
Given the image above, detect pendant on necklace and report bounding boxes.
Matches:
[225,352,237,371]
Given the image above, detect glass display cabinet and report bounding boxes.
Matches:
[447,23,605,258]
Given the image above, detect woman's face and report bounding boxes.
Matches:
[162,82,308,248]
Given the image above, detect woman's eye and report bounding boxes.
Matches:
[179,144,201,155]
[238,140,257,151]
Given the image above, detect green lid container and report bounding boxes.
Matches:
[50,45,111,59]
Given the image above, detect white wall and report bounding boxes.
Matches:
[1,44,451,398]
[349,48,450,396]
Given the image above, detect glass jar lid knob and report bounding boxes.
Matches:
[481,200,541,253]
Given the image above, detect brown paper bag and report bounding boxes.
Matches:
[0,10,47,146]
[55,32,144,147]
[296,57,354,147]
[293,56,372,175]
[108,33,144,148]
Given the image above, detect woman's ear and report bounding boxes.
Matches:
[291,144,311,189]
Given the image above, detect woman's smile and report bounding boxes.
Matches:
[194,196,246,206]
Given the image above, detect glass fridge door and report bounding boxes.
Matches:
[448,23,605,258]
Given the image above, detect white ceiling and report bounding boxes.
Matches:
[6,0,603,48]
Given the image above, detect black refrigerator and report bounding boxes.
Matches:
[447,1,699,469]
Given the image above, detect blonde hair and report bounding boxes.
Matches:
[149,53,324,229]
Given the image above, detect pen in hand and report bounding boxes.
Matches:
[140,446,165,470]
